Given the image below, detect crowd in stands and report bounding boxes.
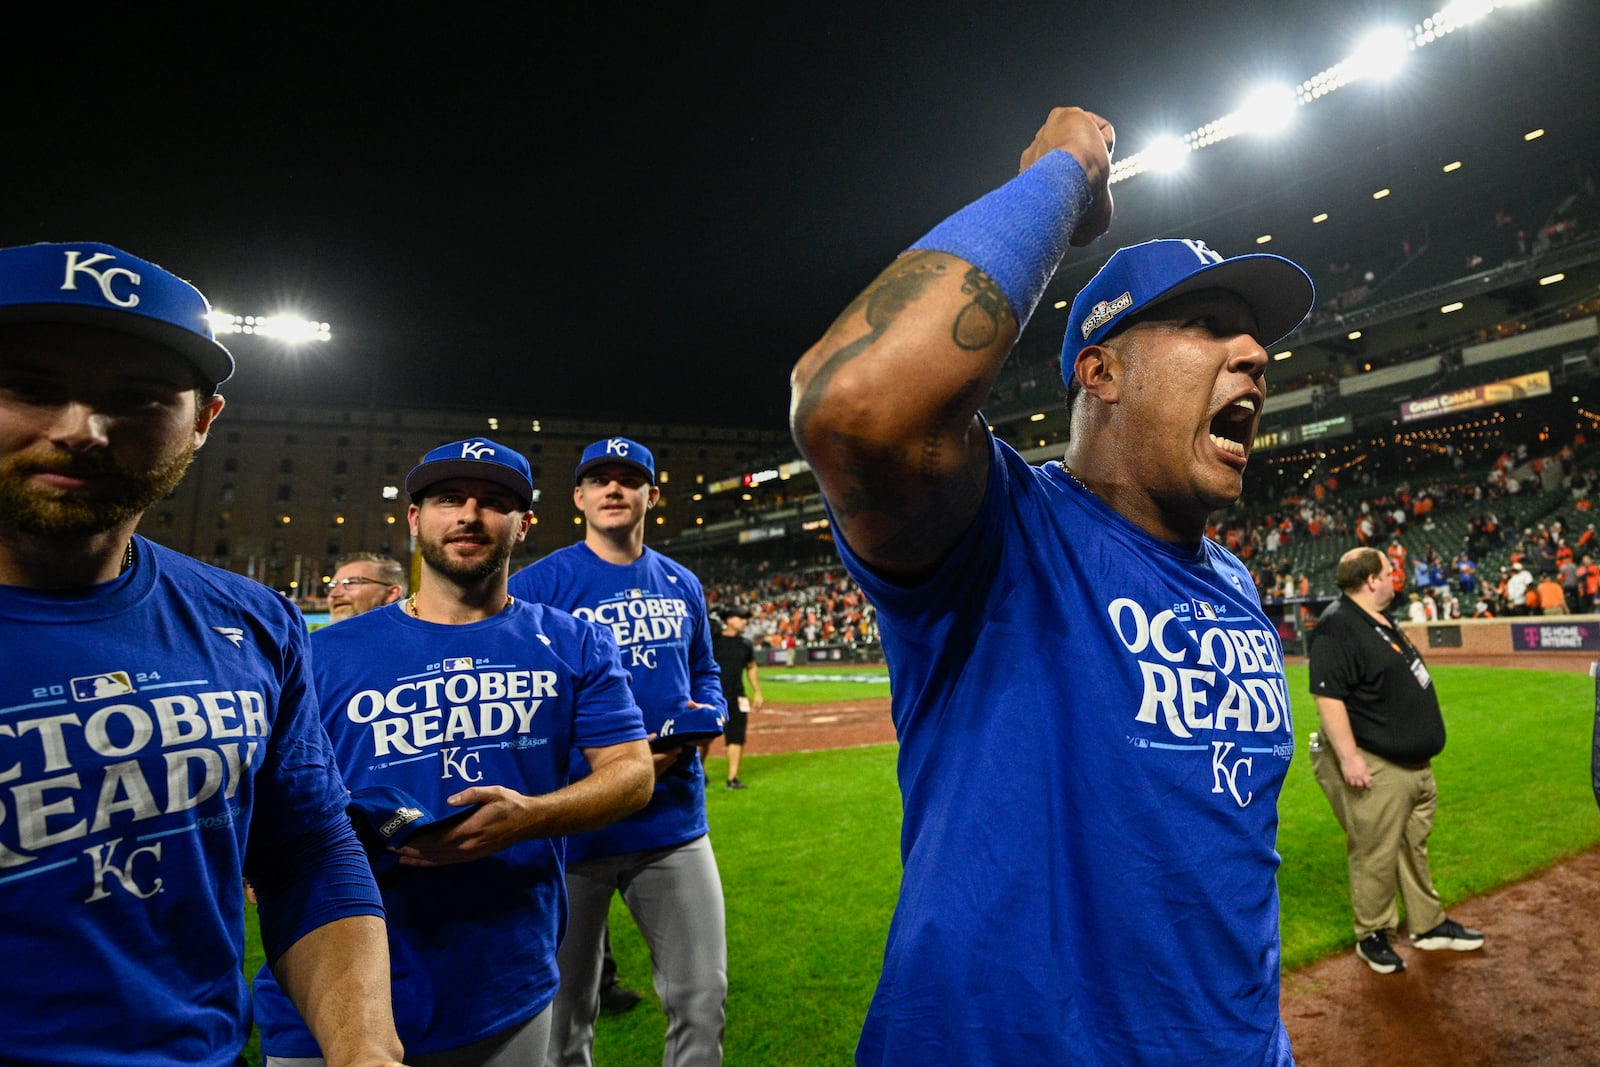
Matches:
[699,558,880,658]
[679,427,1598,661]
[1234,433,1600,616]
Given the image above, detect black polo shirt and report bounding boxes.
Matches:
[1308,596,1446,765]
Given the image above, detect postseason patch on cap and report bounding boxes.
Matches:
[1080,291,1133,339]
[346,784,483,879]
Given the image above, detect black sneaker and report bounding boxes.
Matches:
[725,778,747,790]
[1356,931,1405,974]
[599,983,643,1015]
[1412,918,1485,951]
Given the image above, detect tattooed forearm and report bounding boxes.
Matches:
[792,253,1010,445]
[953,266,1011,350]
[791,253,948,442]
[789,251,1001,571]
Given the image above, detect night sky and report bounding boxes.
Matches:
[6,2,1595,428]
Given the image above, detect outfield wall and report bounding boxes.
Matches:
[1399,615,1600,672]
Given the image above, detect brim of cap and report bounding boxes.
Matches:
[405,460,533,505]
[1099,253,1315,351]
[649,729,724,751]
[574,456,654,484]
[389,802,482,846]
[0,303,235,387]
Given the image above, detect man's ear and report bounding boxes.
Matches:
[193,393,226,445]
[1073,345,1121,403]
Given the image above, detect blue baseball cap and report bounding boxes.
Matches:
[346,784,482,879]
[575,436,655,484]
[649,703,726,752]
[0,241,235,389]
[405,437,533,507]
[1062,238,1314,386]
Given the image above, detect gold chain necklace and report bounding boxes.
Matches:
[1061,464,1092,494]
[406,593,513,619]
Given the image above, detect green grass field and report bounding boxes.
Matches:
[758,665,893,705]
[242,663,1600,1066]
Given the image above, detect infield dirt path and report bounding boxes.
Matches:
[723,654,1600,1065]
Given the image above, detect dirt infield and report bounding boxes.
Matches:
[1281,847,1600,1065]
[727,652,1600,1066]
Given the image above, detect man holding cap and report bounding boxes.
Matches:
[510,436,729,1067]
[790,107,1310,1064]
[252,436,655,1065]
[0,241,405,1067]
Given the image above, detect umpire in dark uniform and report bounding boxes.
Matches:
[1308,546,1486,975]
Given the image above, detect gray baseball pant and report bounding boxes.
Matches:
[545,833,727,1067]
[267,1002,551,1067]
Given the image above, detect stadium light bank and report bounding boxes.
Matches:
[207,311,332,344]
[1111,0,1538,182]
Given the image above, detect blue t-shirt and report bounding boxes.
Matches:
[509,543,724,861]
[839,438,1295,1067]
[0,537,380,1067]
[252,598,647,1056]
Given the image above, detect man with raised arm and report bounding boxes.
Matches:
[790,108,1314,1065]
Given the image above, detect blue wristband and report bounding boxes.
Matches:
[906,149,1092,331]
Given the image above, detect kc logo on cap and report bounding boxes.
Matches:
[574,436,656,484]
[0,241,236,388]
[61,249,144,308]
[404,436,534,506]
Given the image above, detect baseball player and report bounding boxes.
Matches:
[790,107,1311,1063]
[508,436,728,1067]
[252,437,655,1064]
[0,241,403,1067]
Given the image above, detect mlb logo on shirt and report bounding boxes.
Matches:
[626,589,645,599]
[71,671,134,701]
[1192,600,1219,621]
[442,657,474,672]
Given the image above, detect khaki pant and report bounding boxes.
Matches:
[1311,745,1447,939]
